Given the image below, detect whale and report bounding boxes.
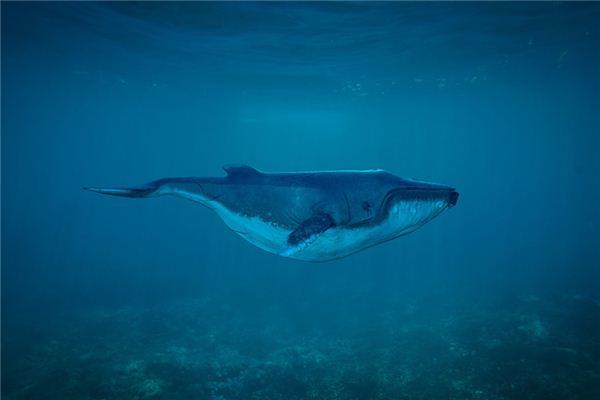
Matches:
[84,165,459,262]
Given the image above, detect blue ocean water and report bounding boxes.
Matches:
[2,2,599,399]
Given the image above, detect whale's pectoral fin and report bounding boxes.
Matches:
[281,212,334,257]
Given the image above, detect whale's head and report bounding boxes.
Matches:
[344,171,458,242]
[374,174,458,238]
[385,177,459,209]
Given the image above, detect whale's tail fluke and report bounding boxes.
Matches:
[82,178,180,198]
[82,185,159,198]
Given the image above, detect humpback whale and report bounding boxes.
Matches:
[84,165,459,262]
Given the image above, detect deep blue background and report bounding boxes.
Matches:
[2,2,599,399]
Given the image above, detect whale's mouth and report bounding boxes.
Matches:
[347,184,457,229]
[380,184,459,218]
[385,183,458,206]
[448,191,459,207]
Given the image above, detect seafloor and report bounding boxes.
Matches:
[3,293,599,400]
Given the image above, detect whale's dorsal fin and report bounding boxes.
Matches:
[223,164,261,177]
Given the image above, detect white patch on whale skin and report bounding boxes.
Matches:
[209,197,450,262]
[211,202,292,256]
[296,198,449,261]
[167,188,294,256]
[174,191,297,257]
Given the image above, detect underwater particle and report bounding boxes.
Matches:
[521,294,540,303]
[531,318,548,339]
[518,315,548,340]
[167,345,190,366]
[135,378,163,399]
[124,360,144,372]
[559,49,569,62]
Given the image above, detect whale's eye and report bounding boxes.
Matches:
[362,201,371,213]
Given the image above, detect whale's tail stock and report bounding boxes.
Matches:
[83,178,211,204]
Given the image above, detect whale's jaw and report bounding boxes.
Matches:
[287,196,452,262]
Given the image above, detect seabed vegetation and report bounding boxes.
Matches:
[3,293,598,400]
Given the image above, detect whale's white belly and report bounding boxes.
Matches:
[211,198,449,262]
[212,203,291,255]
